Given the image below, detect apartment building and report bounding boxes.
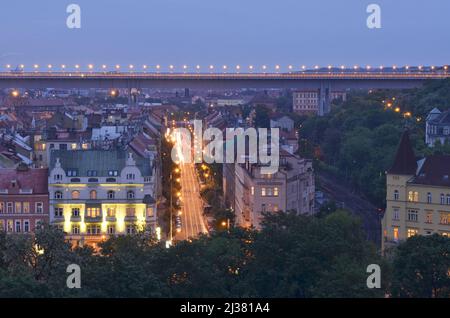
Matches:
[382,130,450,251]
[0,165,49,233]
[293,90,346,116]
[232,151,315,229]
[48,149,157,247]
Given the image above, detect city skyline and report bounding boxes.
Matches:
[1,0,449,67]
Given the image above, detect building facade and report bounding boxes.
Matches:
[293,90,346,116]
[425,108,450,147]
[382,131,450,252]
[48,149,157,247]
[0,165,49,233]
[232,151,315,229]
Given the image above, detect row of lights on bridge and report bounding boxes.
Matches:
[2,64,449,72]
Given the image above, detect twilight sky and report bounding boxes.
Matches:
[0,0,449,71]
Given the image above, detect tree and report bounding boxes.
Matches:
[390,234,450,298]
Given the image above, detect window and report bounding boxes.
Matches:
[107,191,115,199]
[440,212,449,225]
[127,191,135,199]
[86,208,100,218]
[15,202,21,213]
[126,173,135,180]
[441,194,445,205]
[54,191,63,199]
[54,207,63,217]
[146,207,154,217]
[0,220,4,231]
[90,190,97,200]
[261,204,266,213]
[106,178,116,183]
[72,208,80,217]
[393,208,400,221]
[408,191,419,202]
[54,174,63,181]
[393,227,399,241]
[126,208,135,217]
[23,202,30,213]
[407,228,419,238]
[394,190,399,201]
[70,178,81,183]
[108,225,115,235]
[427,192,432,204]
[71,143,77,150]
[267,188,273,196]
[261,188,266,197]
[407,209,418,222]
[86,225,101,235]
[0,202,4,213]
[15,220,21,233]
[71,190,80,199]
[251,187,254,195]
[7,220,13,232]
[36,202,43,214]
[107,208,116,217]
[72,225,80,235]
[426,211,433,224]
[24,221,30,233]
[446,195,450,205]
[273,204,279,212]
[7,202,13,213]
[274,187,279,197]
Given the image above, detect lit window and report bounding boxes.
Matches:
[126,207,136,217]
[23,202,30,213]
[0,202,4,214]
[86,208,100,218]
[71,143,77,150]
[440,212,449,225]
[408,191,419,202]
[72,191,80,199]
[146,207,154,217]
[393,227,399,241]
[407,228,418,238]
[107,208,116,217]
[274,187,279,197]
[90,190,97,200]
[426,211,433,224]
[251,187,254,195]
[15,202,22,213]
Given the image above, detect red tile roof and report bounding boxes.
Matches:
[0,167,48,194]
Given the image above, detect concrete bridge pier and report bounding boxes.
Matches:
[318,81,332,116]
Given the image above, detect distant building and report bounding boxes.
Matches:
[382,130,450,252]
[0,165,49,233]
[270,115,295,132]
[48,150,157,247]
[228,151,315,229]
[293,90,346,116]
[425,108,450,147]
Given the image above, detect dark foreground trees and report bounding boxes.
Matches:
[0,211,448,298]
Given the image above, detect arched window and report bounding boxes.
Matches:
[54,191,63,199]
[394,190,399,201]
[71,190,80,199]
[107,190,115,199]
[127,190,135,199]
[90,190,97,200]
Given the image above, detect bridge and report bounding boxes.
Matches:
[1,69,449,114]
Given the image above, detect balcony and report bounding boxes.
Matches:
[70,215,81,222]
[84,216,102,223]
[106,216,117,222]
[124,215,137,222]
